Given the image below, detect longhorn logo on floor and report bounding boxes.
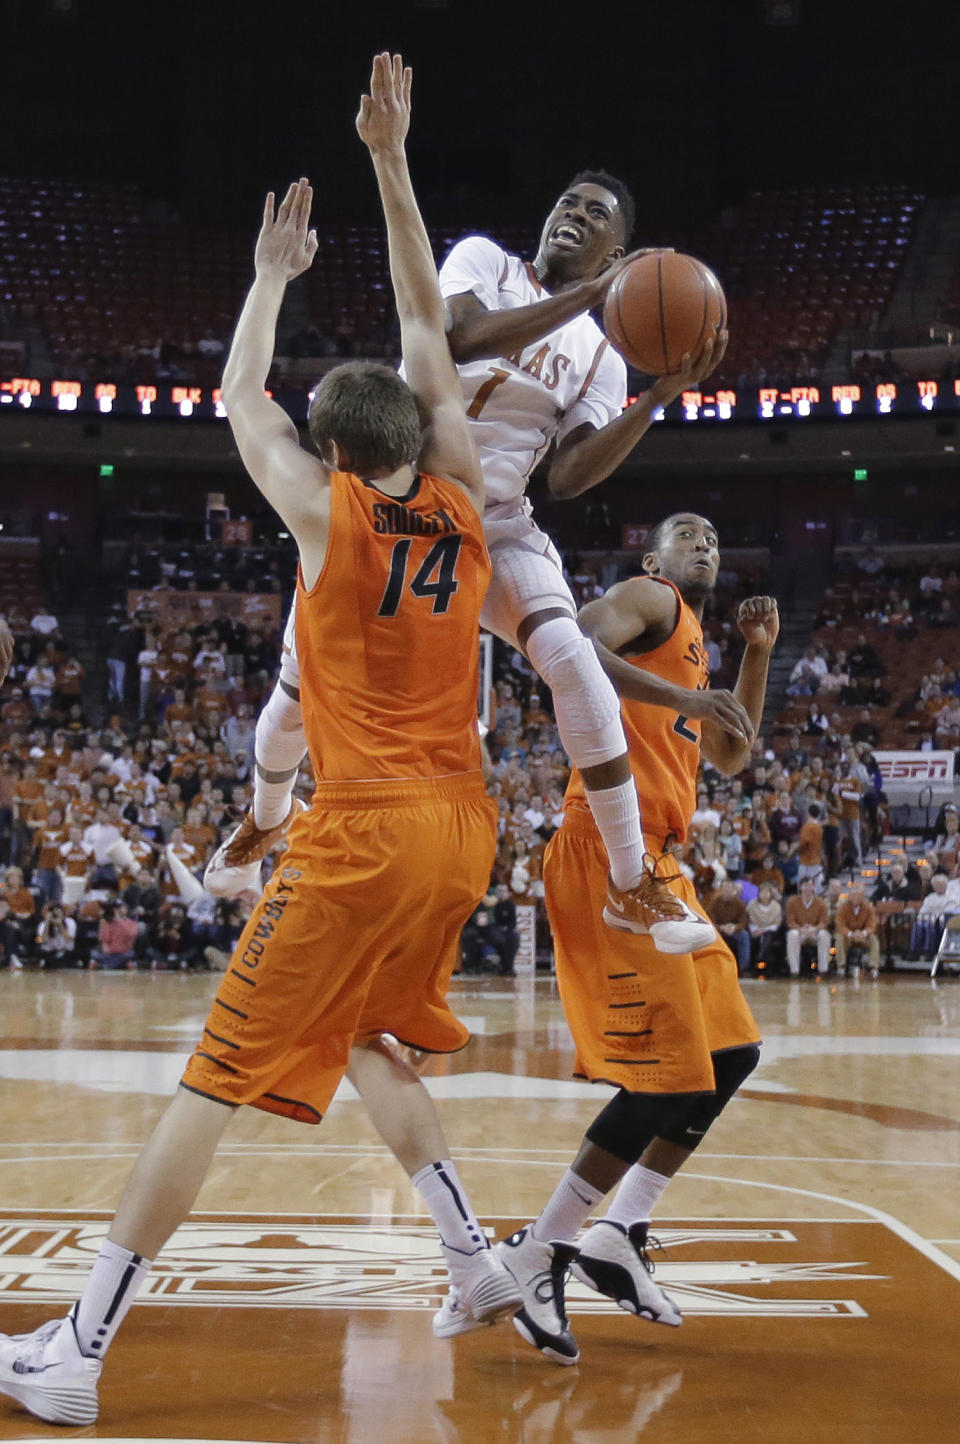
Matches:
[0,1214,882,1317]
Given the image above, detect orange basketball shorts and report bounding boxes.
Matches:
[181,773,496,1123]
[544,811,760,1095]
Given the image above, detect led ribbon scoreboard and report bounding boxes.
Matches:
[2,377,958,422]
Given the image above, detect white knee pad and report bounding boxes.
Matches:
[255,683,308,775]
[524,616,626,769]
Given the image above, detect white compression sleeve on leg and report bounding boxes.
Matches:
[253,684,308,830]
[524,617,645,888]
[524,617,626,770]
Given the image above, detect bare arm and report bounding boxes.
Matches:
[0,619,12,686]
[580,578,755,743]
[220,180,329,579]
[445,282,609,365]
[547,332,728,500]
[701,597,780,774]
[358,54,482,509]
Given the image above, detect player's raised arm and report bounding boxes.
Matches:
[220,180,324,543]
[0,618,12,686]
[580,579,755,744]
[356,53,482,510]
[700,596,779,774]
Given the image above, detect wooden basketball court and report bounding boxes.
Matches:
[1,969,958,1441]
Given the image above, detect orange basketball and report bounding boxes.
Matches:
[603,251,727,376]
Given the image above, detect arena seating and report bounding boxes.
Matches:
[0,176,924,388]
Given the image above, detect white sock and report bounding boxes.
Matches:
[532,1168,605,1244]
[587,782,646,890]
[603,1164,671,1229]
[252,686,306,829]
[252,769,298,830]
[73,1239,152,1359]
[412,1160,489,1268]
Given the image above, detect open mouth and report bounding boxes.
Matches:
[551,222,583,247]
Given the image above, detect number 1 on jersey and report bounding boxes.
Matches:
[467,366,510,419]
[378,535,464,617]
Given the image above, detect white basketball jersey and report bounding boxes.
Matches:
[437,235,627,512]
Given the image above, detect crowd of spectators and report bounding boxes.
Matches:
[4,541,960,980]
[0,578,285,971]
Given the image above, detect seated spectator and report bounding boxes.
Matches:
[909,871,960,959]
[847,634,885,679]
[0,899,21,970]
[803,703,830,736]
[834,881,881,977]
[29,605,61,642]
[708,880,750,975]
[927,806,960,873]
[850,710,881,748]
[746,883,783,971]
[871,860,922,959]
[25,660,56,712]
[35,902,77,968]
[459,889,516,981]
[1,865,36,962]
[90,901,140,971]
[786,650,822,697]
[785,877,831,976]
[750,851,784,895]
[929,596,959,629]
[148,902,194,970]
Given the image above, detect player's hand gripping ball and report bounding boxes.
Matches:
[603,251,726,376]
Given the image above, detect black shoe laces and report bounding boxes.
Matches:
[531,1244,578,1330]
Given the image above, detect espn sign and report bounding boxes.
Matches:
[874,750,956,797]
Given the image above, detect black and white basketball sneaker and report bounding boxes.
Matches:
[573,1219,682,1325]
[494,1226,580,1365]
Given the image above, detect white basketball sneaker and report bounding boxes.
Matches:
[572,1220,682,1325]
[432,1250,523,1338]
[203,797,306,898]
[0,1313,101,1425]
[494,1226,580,1365]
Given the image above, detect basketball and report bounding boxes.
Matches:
[603,251,727,376]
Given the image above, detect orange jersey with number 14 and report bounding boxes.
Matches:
[564,577,709,844]
[296,471,491,784]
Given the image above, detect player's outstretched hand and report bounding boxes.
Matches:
[683,688,755,744]
[737,595,780,650]
[356,52,412,155]
[255,178,318,282]
[0,618,12,686]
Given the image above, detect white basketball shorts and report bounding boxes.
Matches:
[279,600,301,691]
[481,502,576,648]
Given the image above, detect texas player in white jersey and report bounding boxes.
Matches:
[207,171,726,952]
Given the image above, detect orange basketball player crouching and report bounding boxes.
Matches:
[492,513,779,1364]
[0,54,520,1429]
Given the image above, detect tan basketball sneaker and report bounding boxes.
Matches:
[604,854,717,955]
[203,797,307,898]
